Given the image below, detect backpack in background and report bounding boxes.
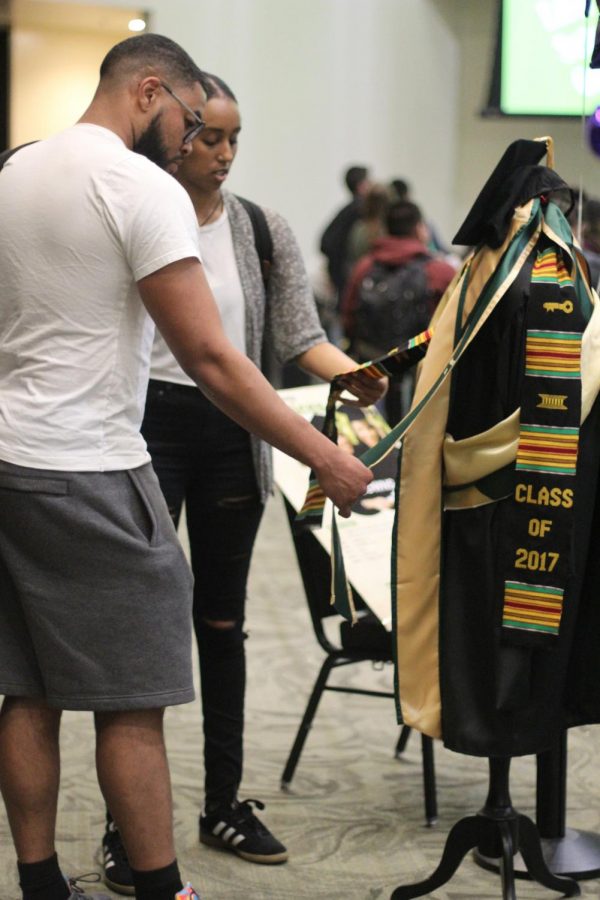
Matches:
[353,256,431,360]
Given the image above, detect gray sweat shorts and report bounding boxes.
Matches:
[0,459,194,710]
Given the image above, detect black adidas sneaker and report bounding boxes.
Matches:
[199,798,288,864]
[101,818,135,895]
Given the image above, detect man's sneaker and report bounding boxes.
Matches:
[176,885,201,899]
[101,819,135,895]
[199,798,288,864]
[67,872,111,899]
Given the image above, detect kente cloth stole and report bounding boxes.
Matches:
[295,329,433,527]
[294,329,434,623]
[501,240,586,645]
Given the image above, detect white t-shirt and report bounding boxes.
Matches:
[150,205,245,386]
[0,124,201,471]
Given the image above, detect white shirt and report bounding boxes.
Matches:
[150,206,245,386]
[0,124,201,471]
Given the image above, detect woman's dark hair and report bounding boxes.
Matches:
[203,73,237,103]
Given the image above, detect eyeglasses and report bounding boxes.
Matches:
[160,81,205,144]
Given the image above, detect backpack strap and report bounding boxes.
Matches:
[235,195,273,289]
[0,141,37,172]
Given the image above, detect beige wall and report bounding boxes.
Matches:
[9,0,600,260]
[147,0,461,266]
[10,0,143,145]
[24,0,459,265]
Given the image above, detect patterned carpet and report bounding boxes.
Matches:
[1,491,600,899]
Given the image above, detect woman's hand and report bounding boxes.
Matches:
[335,370,388,407]
[295,343,388,408]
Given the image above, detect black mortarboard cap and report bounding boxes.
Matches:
[452,139,565,249]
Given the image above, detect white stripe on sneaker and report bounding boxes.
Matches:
[231,834,245,847]
[212,821,227,836]
[222,826,236,842]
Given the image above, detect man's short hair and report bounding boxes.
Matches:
[386,200,423,237]
[99,33,205,89]
[390,178,410,201]
[344,165,368,195]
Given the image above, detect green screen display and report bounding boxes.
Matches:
[500,0,600,116]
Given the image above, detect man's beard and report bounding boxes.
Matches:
[132,114,170,169]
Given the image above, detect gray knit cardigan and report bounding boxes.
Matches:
[224,191,327,503]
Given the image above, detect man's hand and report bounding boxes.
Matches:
[314,445,373,517]
[336,370,388,407]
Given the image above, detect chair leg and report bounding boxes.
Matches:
[395,724,412,758]
[281,655,336,788]
[421,735,438,826]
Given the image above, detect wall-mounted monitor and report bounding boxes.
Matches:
[485,0,600,117]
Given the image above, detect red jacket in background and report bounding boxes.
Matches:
[341,236,456,339]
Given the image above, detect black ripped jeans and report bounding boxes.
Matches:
[141,379,264,808]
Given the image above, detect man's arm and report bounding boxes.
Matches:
[138,258,372,516]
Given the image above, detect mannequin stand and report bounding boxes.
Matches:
[476,732,600,880]
[390,757,580,899]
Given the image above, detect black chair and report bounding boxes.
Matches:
[280,497,438,826]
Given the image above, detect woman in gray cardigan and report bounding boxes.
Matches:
[101,74,385,895]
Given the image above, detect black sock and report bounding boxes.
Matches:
[131,860,183,900]
[18,853,69,900]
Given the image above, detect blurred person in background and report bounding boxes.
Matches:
[580,197,600,289]
[342,200,455,425]
[320,164,372,301]
[345,183,390,271]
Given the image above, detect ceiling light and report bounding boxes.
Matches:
[128,18,146,32]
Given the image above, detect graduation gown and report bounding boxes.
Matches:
[393,171,600,757]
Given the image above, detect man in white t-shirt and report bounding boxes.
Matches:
[0,32,372,900]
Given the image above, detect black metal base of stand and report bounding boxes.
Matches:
[474,732,600,881]
[390,758,581,900]
[475,828,600,880]
[538,830,600,880]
